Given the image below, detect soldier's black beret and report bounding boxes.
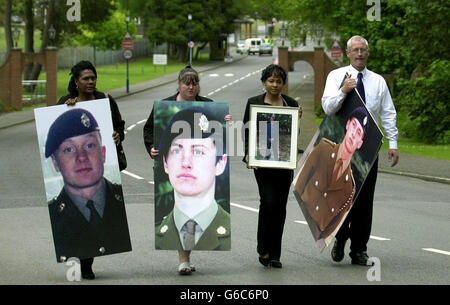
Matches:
[45,108,100,158]
[158,106,225,157]
[348,106,369,137]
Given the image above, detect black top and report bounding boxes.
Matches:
[143,93,213,154]
[242,93,299,162]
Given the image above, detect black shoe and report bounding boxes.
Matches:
[350,251,374,266]
[81,270,95,280]
[331,239,347,262]
[270,260,282,268]
[258,255,270,267]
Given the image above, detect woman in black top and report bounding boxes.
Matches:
[143,66,231,275]
[58,60,126,279]
[243,64,301,268]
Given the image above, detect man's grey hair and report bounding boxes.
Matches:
[347,36,369,50]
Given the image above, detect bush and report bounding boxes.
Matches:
[396,60,450,144]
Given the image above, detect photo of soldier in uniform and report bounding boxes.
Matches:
[34,99,132,262]
[293,91,382,251]
[153,101,231,251]
[256,113,292,162]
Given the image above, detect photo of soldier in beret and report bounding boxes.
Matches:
[35,101,131,268]
[293,91,382,251]
[153,102,230,252]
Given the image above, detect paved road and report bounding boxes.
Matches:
[0,55,449,285]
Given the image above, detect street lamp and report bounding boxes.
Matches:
[12,26,20,48]
[280,24,286,47]
[188,14,192,66]
[48,24,56,46]
[316,25,324,46]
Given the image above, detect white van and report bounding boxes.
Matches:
[244,38,262,55]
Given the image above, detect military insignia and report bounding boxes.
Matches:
[198,114,209,132]
[115,194,122,202]
[217,226,227,235]
[160,225,168,234]
[80,113,91,128]
[59,203,65,212]
[99,247,105,254]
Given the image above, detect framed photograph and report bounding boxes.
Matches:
[248,105,300,169]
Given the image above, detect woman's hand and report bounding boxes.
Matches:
[65,97,77,106]
[112,131,121,146]
[150,147,160,159]
[224,114,232,125]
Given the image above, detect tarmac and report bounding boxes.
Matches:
[0,52,449,185]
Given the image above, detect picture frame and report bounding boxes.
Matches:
[248,104,300,169]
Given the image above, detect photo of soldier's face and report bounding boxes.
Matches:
[51,131,106,192]
[343,117,364,155]
[163,137,227,198]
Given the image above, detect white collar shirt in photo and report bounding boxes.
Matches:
[321,65,398,149]
[173,200,218,250]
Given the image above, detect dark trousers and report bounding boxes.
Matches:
[80,257,94,273]
[254,168,294,260]
[336,158,378,253]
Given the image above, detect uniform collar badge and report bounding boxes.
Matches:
[81,113,91,128]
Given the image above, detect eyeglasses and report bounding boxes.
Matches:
[350,47,368,54]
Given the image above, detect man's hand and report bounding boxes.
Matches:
[388,149,399,167]
[341,74,356,94]
[112,131,120,146]
[150,147,159,159]
[224,114,232,125]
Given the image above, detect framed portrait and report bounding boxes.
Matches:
[153,101,231,251]
[248,104,300,169]
[34,99,131,262]
[292,90,383,251]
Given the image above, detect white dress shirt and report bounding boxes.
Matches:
[322,65,398,149]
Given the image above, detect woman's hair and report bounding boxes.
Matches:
[178,65,199,86]
[67,60,97,97]
[260,64,287,84]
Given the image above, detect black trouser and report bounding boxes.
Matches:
[336,158,378,253]
[254,168,293,260]
[80,257,94,273]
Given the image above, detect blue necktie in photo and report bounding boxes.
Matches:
[357,72,366,103]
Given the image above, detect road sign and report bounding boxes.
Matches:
[122,32,134,50]
[331,40,342,58]
[188,41,195,48]
[122,49,133,60]
[153,54,167,65]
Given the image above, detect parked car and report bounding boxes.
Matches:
[244,38,262,55]
[259,42,273,56]
[236,40,246,54]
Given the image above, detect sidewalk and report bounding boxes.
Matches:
[0,53,449,184]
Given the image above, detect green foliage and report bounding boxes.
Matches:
[73,10,137,50]
[395,60,450,144]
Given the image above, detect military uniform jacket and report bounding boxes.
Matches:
[48,178,132,262]
[294,138,355,239]
[155,204,231,251]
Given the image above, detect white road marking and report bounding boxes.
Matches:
[122,170,145,180]
[221,85,228,89]
[231,202,259,213]
[126,124,136,131]
[224,73,234,77]
[148,181,155,185]
[207,92,214,96]
[294,220,308,225]
[137,120,147,124]
[369,235,391,241]
[209,73,219,77]
[422,248,450,256]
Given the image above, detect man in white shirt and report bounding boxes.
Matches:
[322,35,399,266]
